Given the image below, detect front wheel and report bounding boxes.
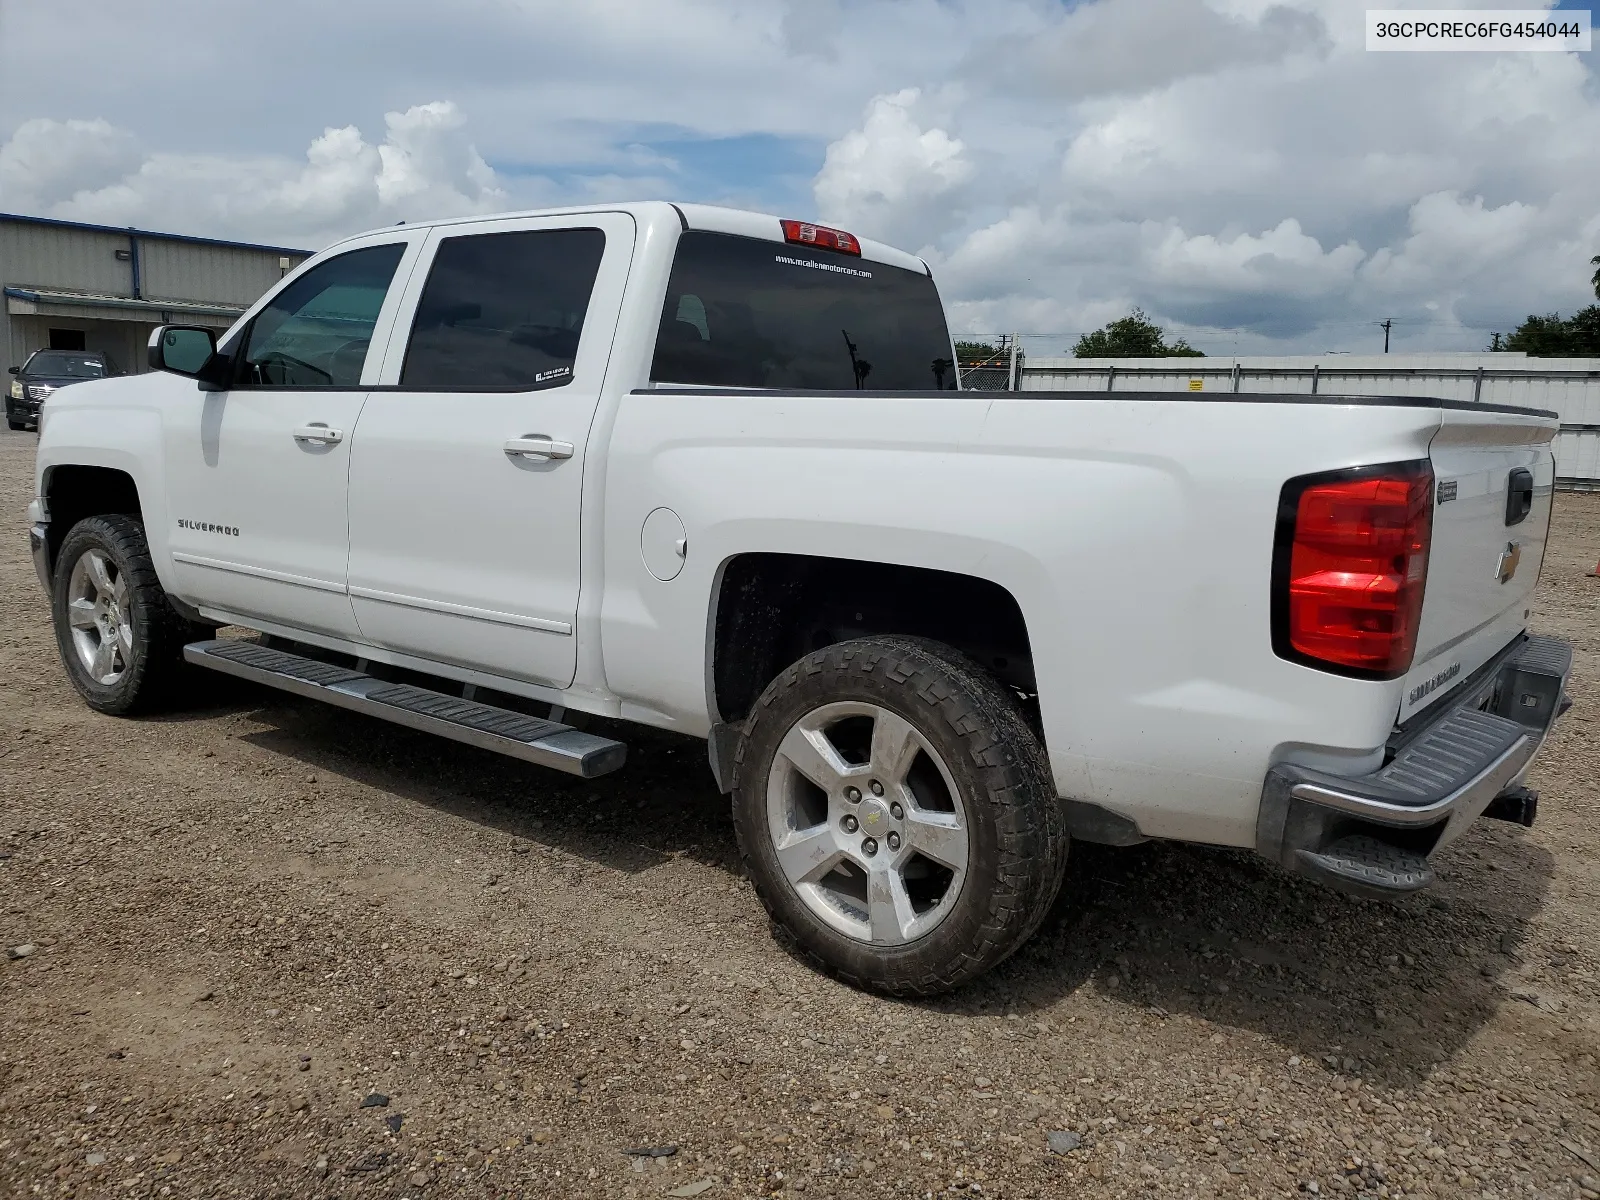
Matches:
[732,636,1067,997]
[51,515,194,715]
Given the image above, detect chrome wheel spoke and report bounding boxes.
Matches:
[115,619,135,658]
[90,637,118,681]
[904,811,969,873]
[777,724,855,793]
[67,598,98,630]
[85,551,114,598]
[869,709,920,785]
[867,867,918,945]
[774,824,846,886]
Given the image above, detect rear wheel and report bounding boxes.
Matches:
[7,418,26,431]
[732,636,1067,996]
[51,515,195,715]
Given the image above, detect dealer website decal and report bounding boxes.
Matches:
[775,254,874,280]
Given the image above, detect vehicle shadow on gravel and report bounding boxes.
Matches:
[203,683,745,874]
[188,681,1555,1087]
[966,833,1557,1087]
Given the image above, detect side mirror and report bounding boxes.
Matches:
[148,325,219,378]
[6,366,17,374]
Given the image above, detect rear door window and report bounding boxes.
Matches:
[650,231,956,390]
[400,228,606,390]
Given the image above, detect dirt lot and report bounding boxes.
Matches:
[1,427,1598,1200]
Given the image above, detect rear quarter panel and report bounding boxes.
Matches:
[601,391,1446,847]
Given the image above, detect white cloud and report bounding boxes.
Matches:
[1149,219,1365,297]
[972,0,1330,102]
[814,89,973,248]
[1361,192,1540,295]
[841,0,1600,351]
[1,0,1597,351]
[0,119,142,211]
[0,103,505,249]
[375,101,504,212]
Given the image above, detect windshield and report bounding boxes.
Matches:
[651,231,956,390]
[26,351,106,379]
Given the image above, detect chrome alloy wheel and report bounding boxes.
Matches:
[765,701,970,946]
[65,548,133,685]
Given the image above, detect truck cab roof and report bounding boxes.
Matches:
[325,201,933,278]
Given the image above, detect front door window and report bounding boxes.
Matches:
[238,243,406,387]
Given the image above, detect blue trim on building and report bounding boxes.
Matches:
[1,211,310,258]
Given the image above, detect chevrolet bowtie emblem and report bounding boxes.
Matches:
[1497,542,1522,585]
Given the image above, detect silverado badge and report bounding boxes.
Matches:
[1497,541,1522,584]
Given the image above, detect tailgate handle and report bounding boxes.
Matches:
[1505,468,1533,526]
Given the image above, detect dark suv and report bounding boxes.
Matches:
[7,350,122,431]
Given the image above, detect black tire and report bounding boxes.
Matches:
[731,636,1068,997]
[50,515,196,715]
[7,419,26,431]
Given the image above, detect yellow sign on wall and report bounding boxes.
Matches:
[1188,379,1204,391]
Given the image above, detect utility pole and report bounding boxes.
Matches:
[1007,331,1019,391]
[1380,318,1393,354]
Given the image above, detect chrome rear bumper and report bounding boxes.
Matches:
[1258,634,1571,899]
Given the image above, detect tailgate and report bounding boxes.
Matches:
[1397,406,1557,722]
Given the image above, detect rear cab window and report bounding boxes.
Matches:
[650,231,956,391]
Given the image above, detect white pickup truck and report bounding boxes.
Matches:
[27,202,1571,995]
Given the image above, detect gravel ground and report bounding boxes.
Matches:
[2,425,1598,1200]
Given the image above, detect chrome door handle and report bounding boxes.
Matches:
[292,423,343,444]
[503,436,574,461]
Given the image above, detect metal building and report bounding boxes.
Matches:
[1,212,310,376]
[1017,353,1600,489]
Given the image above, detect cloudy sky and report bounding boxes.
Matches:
[0,0,1596,355]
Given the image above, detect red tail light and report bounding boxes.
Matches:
[780,220,861,256]
[1275,464,1434,677]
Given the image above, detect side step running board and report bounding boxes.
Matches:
[184,639,627,779]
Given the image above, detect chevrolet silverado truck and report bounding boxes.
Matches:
[26,202,1571,996]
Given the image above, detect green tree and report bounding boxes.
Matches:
[954,339,1003,360]
[1490,307,1600,357]
[1573,305,1600,353]
[1073,309,1204,358]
